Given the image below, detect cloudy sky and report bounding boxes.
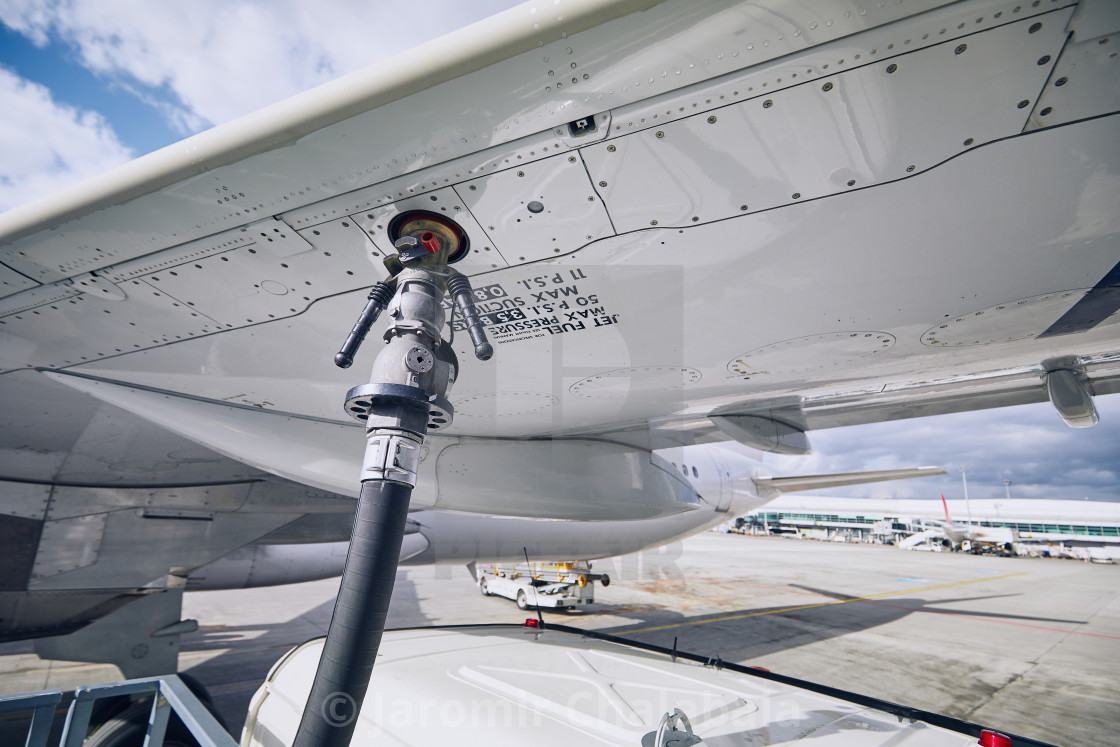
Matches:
[1,1,1117,503]
[0,0,522,211]
[762,396,1120,503]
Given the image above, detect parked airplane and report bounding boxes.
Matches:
[935,493,981,546]
[896,494,1016,550]
[0,0,1117,701]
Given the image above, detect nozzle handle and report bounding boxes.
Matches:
[447,271,494,361]
[334,282,395,368]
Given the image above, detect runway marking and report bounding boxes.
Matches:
[209,679,267,695]
[618,572,1030,634]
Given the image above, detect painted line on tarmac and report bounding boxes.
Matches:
[619,572,1030,634]
[209,679,268,695]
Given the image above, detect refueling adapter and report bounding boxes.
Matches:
[297,220,493,747]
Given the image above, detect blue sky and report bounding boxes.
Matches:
[1,1,1117,503]
[0,0,524,210]
[0,21,178,155]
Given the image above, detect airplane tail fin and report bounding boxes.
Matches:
[941,493,952,523]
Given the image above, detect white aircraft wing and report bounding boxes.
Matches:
[754,467,947,495]
[3,0,1117,458]
[0,0,1118,671]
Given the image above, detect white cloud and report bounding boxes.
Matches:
[0,0,54,45]
[0,0,522,133]
[0,66,133,213]
[762,395,1120,501]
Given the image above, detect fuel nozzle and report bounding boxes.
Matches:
[447,270,493,361]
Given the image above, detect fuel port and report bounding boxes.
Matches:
[387,210,470,264]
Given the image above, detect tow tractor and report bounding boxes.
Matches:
[476,561,609,610]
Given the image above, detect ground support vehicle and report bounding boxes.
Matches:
[476,561,608,610]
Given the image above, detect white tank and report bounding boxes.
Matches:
[242,624,981,746]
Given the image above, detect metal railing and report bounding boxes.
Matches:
[0,675,237,747]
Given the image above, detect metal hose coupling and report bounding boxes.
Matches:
[334,281,395,368]
[446,270,494,361]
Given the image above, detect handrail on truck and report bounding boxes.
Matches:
[0,675,237,747]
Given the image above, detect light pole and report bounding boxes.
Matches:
[959,465,973,527]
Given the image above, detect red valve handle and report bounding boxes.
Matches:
[420,231,441,253]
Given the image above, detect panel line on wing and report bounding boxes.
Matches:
[578,149,619,237]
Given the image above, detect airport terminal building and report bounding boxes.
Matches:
[742,497,1120,551]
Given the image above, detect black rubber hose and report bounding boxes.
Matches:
[292,479,412,747]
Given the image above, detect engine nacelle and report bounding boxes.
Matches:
[187,532,430,591]
[186,542,349,590]
[44,379,701,522]
[417,438,701,520]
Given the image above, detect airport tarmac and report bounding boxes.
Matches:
[2,532,1117,746]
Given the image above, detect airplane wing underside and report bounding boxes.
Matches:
[2,0,1118,464]
[1,2,1117,443]
[0,0,1118,657]
[0,370,357,646]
